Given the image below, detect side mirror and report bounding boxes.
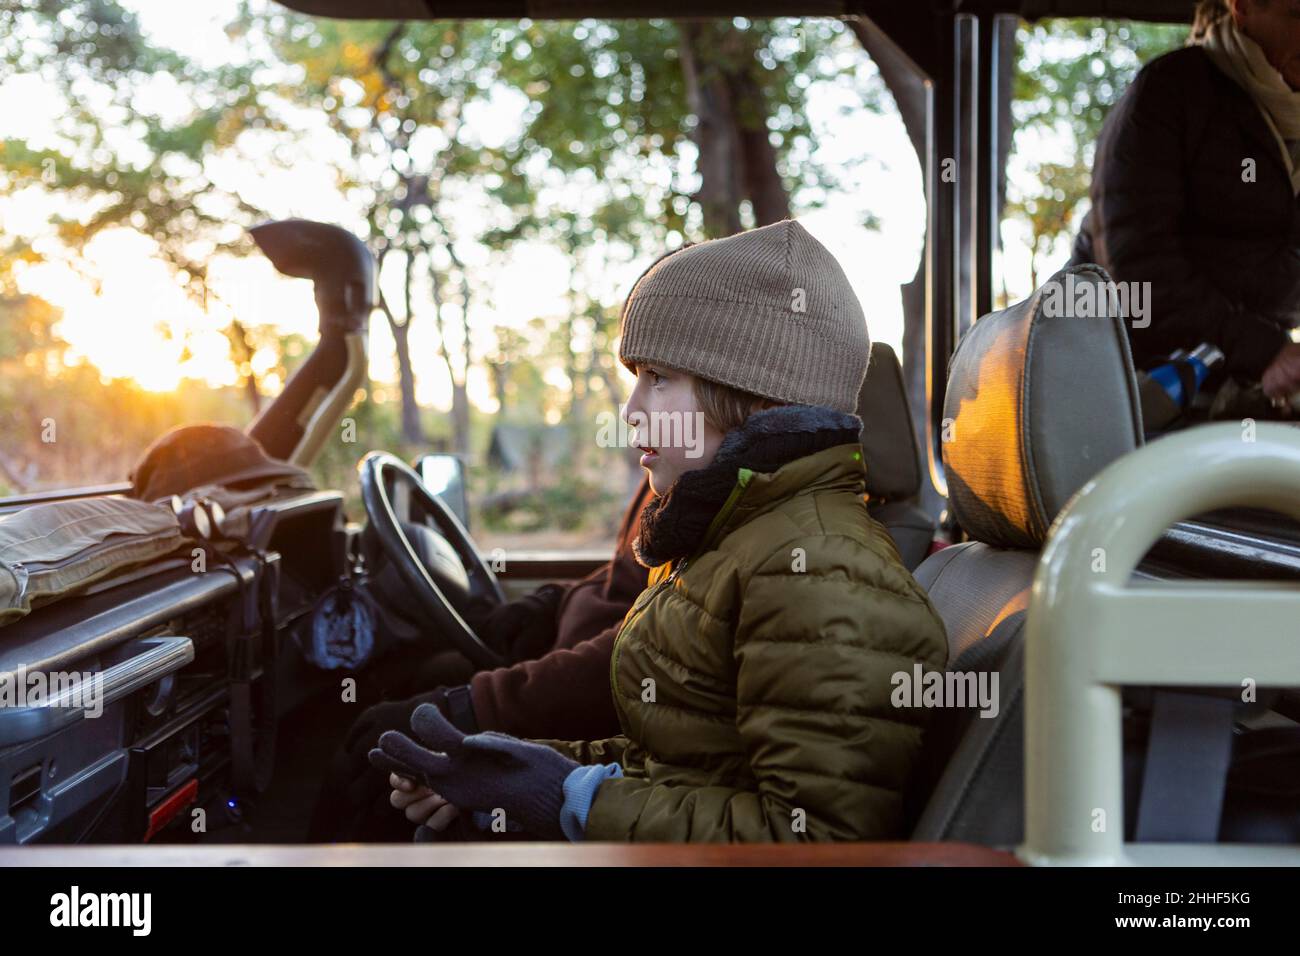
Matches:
[414,453,470,529]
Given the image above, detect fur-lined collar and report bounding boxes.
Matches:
[632,404,862,568]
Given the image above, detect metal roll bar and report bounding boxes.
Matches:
[1020,422,1300,866]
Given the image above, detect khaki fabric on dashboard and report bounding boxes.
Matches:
[0,497,185,626]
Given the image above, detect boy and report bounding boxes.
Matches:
[374,220,948,841]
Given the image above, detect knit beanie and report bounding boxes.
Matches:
[618,220,870,415]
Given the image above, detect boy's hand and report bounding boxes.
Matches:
[368,703,578,839]
[389,772,460,830]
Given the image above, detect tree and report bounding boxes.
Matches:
[243,13,537,450]
[0,292,63,491]
[676,20,791,235]
[483,18,874,486]
[0,0,281,410]
[0,0,274,285]
[492,18,861,241]
[1008,18,1188,284]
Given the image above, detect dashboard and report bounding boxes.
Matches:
[0,490,352,844]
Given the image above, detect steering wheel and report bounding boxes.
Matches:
[359,451,505,669]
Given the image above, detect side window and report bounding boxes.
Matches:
[999,18,1188,304]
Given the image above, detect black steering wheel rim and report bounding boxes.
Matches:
[359,451,504,669]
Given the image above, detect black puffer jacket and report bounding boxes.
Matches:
[1070,46,1300,379]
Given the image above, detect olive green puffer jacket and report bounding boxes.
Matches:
[534,442,949,842]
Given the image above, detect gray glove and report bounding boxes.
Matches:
[369,703,578,840]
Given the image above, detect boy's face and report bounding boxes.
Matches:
[623,364,725,496]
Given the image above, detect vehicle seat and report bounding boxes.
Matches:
[905,263,1145,842]
[859,343,935,571]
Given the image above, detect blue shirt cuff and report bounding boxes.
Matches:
[559,762,622,842]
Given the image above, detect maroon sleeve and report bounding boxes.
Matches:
[470,628,621,739]
[469,477,653,738]
[552,477,653,649]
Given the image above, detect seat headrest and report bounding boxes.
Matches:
[858,342,922,501]
[942,264,1144,549]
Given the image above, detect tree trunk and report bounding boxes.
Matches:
[450,247,474,455]
[726,37,791,226]
[426,242,471,455]
[390,319,425,446]
[848,18,937,516]
[996,16,1016,252]
[226,319,262,417]
[451,380,470,457]
[243,375,262,416]
[677,21,742,238]
[0,450,31,493]
[564,268,588,469]
[490,359,509,415]
[390,250,425,445]
[675,21,790,236]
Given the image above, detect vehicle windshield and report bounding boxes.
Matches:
[3,4,1294,547]
[0,7,915,551]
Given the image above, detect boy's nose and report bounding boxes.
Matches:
[622,381,646,426]
[623,407,648,441]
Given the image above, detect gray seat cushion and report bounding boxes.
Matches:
[867,500,934,572]
[857,343,934,570]
[859,342,922,502]
[912,542,1037,662]
[909,612,1027,843]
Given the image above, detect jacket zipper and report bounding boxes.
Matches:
[608,467,755,713]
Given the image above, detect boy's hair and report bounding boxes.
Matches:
[692,376,782,434]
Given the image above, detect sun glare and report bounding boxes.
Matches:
[3,2,930,415]
[18,234,241,393]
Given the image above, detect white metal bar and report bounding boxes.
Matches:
[1019,422,1300,866]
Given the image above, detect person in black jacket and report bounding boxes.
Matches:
[1070,0,1300,402]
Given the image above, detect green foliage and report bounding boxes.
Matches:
[0,0,184,85]
[1013,18,1188,153]
[479,476,620,534]
[490,18,867,241]
[1007,18,1189,279]
[0,1,274,293]
[0,291,63,360]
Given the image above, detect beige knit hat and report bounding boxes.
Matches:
[618,220,870,415]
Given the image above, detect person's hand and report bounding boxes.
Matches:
[388,772,460,831]
[462,583,567,662]
[1261,342,1300,401]
[368,703,578,839]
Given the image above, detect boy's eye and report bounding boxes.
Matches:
[646,367,664,385]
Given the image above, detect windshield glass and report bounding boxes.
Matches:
[0,5,921,551]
